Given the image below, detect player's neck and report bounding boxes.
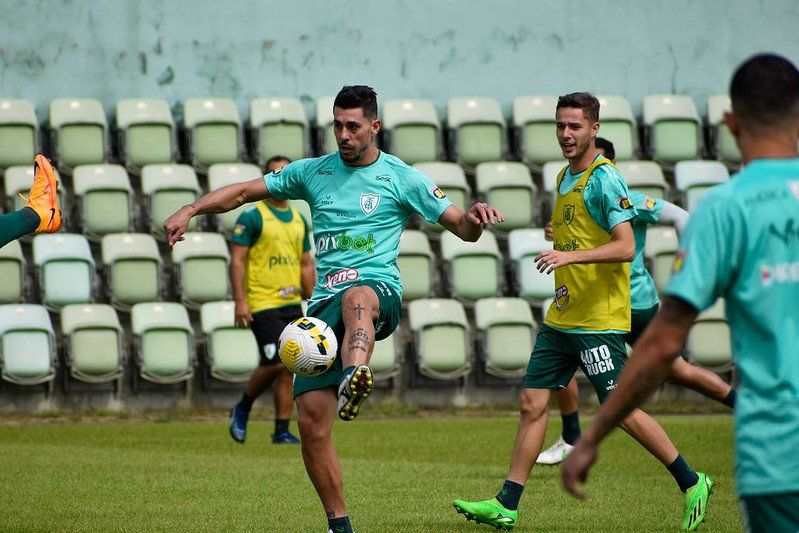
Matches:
[342,145,380,167]
[266,198,289,209]
[568,148,600,174]
[738,129,799,164]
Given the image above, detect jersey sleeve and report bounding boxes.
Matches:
[585,165,638,232]
[399,167,454,224]
[299,214,311,253]
[231,207,262,248]
[264,160,307,201]
[629,190,664,225]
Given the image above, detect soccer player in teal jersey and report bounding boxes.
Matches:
[538,138,735,465]
[163,85,504,533]
[563,54,799,532]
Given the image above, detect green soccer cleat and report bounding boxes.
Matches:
[453,497,517,530]
[681,472,715,531]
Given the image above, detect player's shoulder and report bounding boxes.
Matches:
[382,152,421,176]
[283,154,337,175]
[594,161,625,182]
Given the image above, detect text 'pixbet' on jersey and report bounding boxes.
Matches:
[316,231,378,255]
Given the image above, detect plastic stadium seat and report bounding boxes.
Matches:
[49,98,108,172]
[141,164,201,238]
[397,230,436,301]
[541,160,568,208]
[315,95,336,155]
[171,232,230,308]
[615,161,670,200]
[4,165,66,215]
[289,199,313,231]
[0,241,26,303]
[508,228,554,303]
[644,226,678,293]
[0,304,57,386]
[370,329,401,381]
[413,162,470,233]
[32,234,95,309]
[687,299,732,370]
[447,97,506,168]
[408,298,470,380]
[60,304,124,387]
[101,233,162,309]
[707,95,741,166]
[674,160,729,211]
[475,162,537,231]
[0,99,38,171]
[183,98,242,170]
[200,301,259,383]
[596,95,638,161]
[382,99,440,165]
[512,95,560,167]
[72,164,134,239]
[207,163,263,236]
[250,97,308,163]
[116,98,176,172]
[131,302,194,385]
[440,231,503,302]
[475,297,536,379]
[643,95,701,164]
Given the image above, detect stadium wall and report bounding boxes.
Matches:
[2,0,798,121]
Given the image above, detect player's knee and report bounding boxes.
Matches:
[297,408,330,442]
[518,390,547,420]
[342,288,376,322]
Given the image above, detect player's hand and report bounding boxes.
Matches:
[465,202,505,226]
[235,300,253,328]
[544,221,554,241]
[163,205,196,248]
[534,249,571,274]
[561,438,598,500]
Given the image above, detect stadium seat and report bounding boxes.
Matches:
[207,163,263,236]
[171,232,231,308]
[60,304,124,389]
[115,98,176,173]
[512,95,560,167]
[370,329,401,381]
[0,304,57,387]
[250,97,309,164]
[475,297,536,379]
[707,95,741,166]
[131,302,194,385]
[596,95,638,161]
[687,299,733,370]
[72,164,134,239]
[4,165,67,216]
[382,98,440,165]
[397,230,436,301]
[475,162,537,231]
[141,164,202,238]
[32,233,95,309]
[440,231,503,302]
[0,99,38,171]
[289,199,313,231]
[315,95,336,154]
[674,160,729,211]
[644,226,678,293]
[101,233,162,309]
[408,298,470,380]
[183,98,242,170]
[615,161,670,200]
[0,241,26,303]
[447,97,506,168]
[541,160,568,210]
[508,228,554,304]
[49,98,108,172]
[642,95,702,164]
[199,301,259,383]
[413,162,470,233]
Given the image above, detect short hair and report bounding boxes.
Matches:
[595,137,615,161]
[333,85,378,119]
[265,155,291,169]
[557,92,600,123]
[730,53,799,128]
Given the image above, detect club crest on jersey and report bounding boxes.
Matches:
[554,284,570,310]
[360,193,380,215]
[563,204,575,225]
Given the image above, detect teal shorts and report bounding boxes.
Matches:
[524,324,628,403]
[293,280,402,398]
[741,492,799,532]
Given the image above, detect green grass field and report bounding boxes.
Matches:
[0,413,739,532]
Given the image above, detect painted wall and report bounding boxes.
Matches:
[1,0,798,123]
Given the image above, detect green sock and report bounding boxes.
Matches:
[0,207,40,249]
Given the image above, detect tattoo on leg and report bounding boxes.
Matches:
[353,303,365,321]
[327,511,336,519]
[348,328,370,354]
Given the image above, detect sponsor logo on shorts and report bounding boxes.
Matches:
[555,285,570,310]
[323,268,359,289]
[360,193,380,215]
[263,343,277,360]
[430,186,446,199]
[375,320,386,333]
[606,379,616,391]
[580,345,615,376]
[760,261,799,286]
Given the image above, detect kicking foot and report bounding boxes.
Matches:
[337,364,373,421]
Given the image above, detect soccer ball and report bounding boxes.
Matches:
[278,317,338,377]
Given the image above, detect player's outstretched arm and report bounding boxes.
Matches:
[535,220,634,274]
[438,203,505,242]
[561,296,698,498]
[164,177,270,247]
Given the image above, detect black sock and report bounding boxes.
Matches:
[327,515,353,533]
[666,455,699,492]
[722,389,737,409]
[238,393,255,412]
[495,480,524,510]
[275,419,289,435]
[561,410,581,445]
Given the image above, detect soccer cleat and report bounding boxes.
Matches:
[681,472,714,531]
[536,436,574,465]
[23,155,62,234]
[453,498,517,530]
[337,364,373,421]
[271,431,301,444]
[228,405,249,443]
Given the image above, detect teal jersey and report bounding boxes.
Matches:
[265,151,453,303]
[666,158,799,497]
[232,202,311,251]
[628,190,664,310]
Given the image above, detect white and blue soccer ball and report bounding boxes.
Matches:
[278,316,338,377]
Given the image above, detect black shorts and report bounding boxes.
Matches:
[625,304,659,346]
[251,304,304,366]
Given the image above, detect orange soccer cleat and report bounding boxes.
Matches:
[23,155,62,233]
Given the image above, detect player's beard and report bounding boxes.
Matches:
[340,142,370,165]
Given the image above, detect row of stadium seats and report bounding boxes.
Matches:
[0,297,732,394]
[0,94,739,179]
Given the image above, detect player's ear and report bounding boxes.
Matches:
[723,111,740,138]
[371,118,382,135]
